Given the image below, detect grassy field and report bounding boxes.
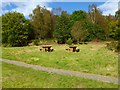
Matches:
[1,42,118,77]
[0,61,2,89]
[2,62,118,88]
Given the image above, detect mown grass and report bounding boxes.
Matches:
[2,62,118,88]
[1,43,118,77]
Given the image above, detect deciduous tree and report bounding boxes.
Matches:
[54,11,71,44]
[71,21,87,43]
[30,5,55,39]
[2,12,32,46]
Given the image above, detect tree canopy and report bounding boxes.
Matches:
[1,4,119,46]
[30,5,55,39]
[2,12,33,46]
[53,11,71,44]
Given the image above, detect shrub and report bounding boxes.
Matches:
[32,39,39,46]
[106,41,119,52]
[66,38,73,45]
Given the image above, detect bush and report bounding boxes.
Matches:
[66,38,73,45]
[32,39,39,46]
[106,41,119,52]
[2,43,11,47]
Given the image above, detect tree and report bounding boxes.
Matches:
[43,10,55,38]
[88,4,102,24]
[82,20,106,41]
[71,21,87,43]
[24,20,35,41]
[108,10,120,40]
[30,5,55,39]
[115,10,120,41]
[30,5,45,39]
[70,10,87,26]
[109,20,119,40]
[2,12,31,46]
[115,10,120,20]
[0,16,2,44]
[88,4,109,39]
[54,11,71,44]
[71,10,87,21]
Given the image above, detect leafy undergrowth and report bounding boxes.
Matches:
[2,62,118,88]
[2,43,118,77]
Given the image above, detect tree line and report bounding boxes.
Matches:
[1,4,120,46]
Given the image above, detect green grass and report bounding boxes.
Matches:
[0,61,2,88]
[1,43,118,77]
[2,62,118,88]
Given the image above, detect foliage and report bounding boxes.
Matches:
[1,4,120,46]
[82,21,105,41]
[0,16,2,44]
[106,41,119,52]
[71,21,87,43]
[32,39,40,46]
[108,10,120,41]
[88,4,109,39]
[25,20,35,40]
[66,38,73,45]
[54,11,71,44]
[115,10,120,19]
[88,4,102,24]
[2,12,32,46]
[30,5,55,39]
[108,20,119,40]
[70,6,108,42]
[70,10,87,26]
[90,24,106,40]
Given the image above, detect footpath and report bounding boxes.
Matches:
[0,58,119,84]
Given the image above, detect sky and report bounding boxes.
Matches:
[1,0,120,18]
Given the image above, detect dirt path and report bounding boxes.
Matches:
[0,58,119,84]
